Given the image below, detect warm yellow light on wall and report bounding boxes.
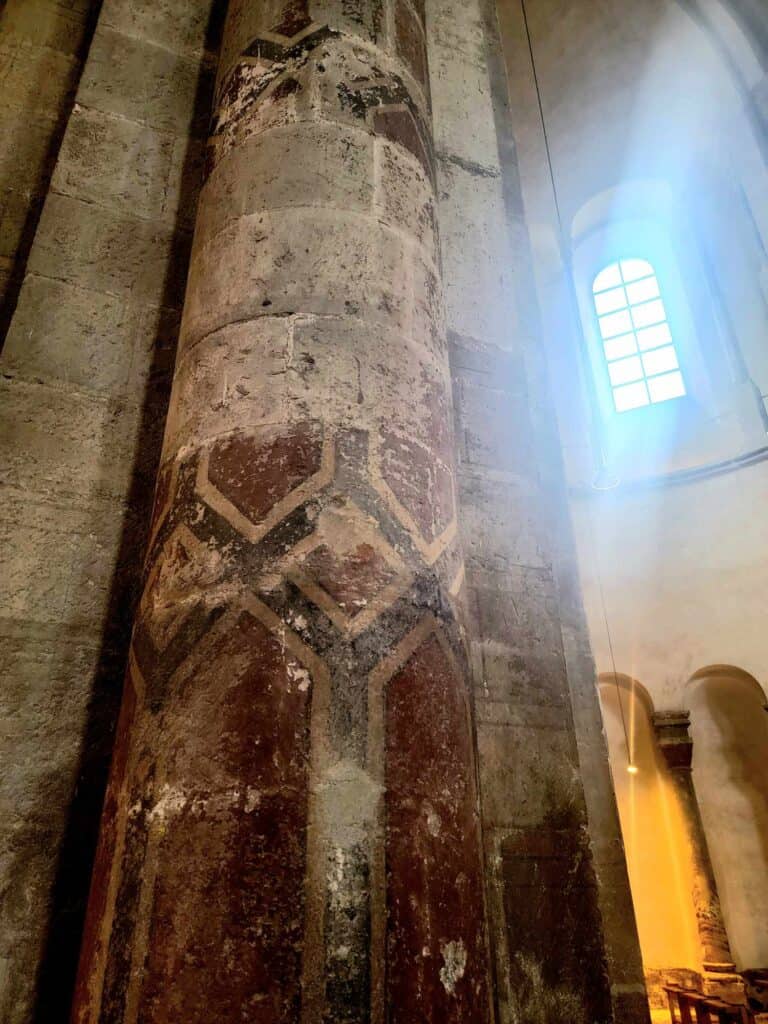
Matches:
[627,763,639,775]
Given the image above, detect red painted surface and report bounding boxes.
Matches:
[303,541,397,615]
[381,432,453,542]
[385,634,489,1022]
[71,666,138,1024]
[208,423,322,524]
[133,612,313,1021]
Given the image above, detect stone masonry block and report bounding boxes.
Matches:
[290,315,449,444]
[0,490,124,635]
[0,377,132,505]
[437,156,517,350]
[29,192,187,306]
[181,208,422,351]
[449,335,527,395]
[53,105,177,222]
[374,136,436,255]
[162,318,292,458]
[216,0,287,89]
[427,0,501,171]
[466,565,568,695]
[0,39,80,116]
[457,469,549,572]
[196,123,374,244]
[454,376,536,475]
[0,112,61,192]
[78,26,211,136]
[476,720,582,828]
[2,275,132,396]
[0,0,93,57]
[472,639,569,709]
[99,0,220,59]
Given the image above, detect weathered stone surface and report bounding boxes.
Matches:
[0,0,651,1018]
[181,208,421,348]
[78,27,212,136]
[500,824,613,1024]
[29,193,187,305]
[99,0,222,59]
[0,0,98,339]
[53,106,178,222]
[0,1,218,1018]
[70,0,490,1020]
[3,277,132,394]
[386,634,490,1022]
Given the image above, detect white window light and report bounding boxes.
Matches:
[592,259,686,413]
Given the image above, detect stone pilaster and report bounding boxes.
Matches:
[652,711,744,1003]
[70,0,492,1020]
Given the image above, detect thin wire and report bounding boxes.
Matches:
[519,0,564,236]
[520,0,633,763]
[519,0,613,486]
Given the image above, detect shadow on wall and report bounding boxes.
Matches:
[687,667,768,971]
[0,0,102,351]
[27,4,228,1020]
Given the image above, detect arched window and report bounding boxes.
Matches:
[592,259,686,413]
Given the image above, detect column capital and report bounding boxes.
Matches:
[652,709,693,770]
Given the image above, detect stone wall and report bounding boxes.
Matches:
[0,0,647,1018]
[429,0,648,1018]
[0,0,222,1018]
[0,0,100,340]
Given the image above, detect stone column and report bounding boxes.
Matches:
[70,0,492,1021]
[652,711,743,1002]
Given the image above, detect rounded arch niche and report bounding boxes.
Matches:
[686,666,768,970]
[598,674,702,1006]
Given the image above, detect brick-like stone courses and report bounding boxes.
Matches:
[0,1,221,1020]
[426,0,640,1020]
[71,0,492,1020]
[0,0,99,338]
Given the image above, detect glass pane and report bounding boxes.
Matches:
[608,355,644,386]
[620,258,654,283]
[642,346,678,377]
[636,322,672,351]
[613,380,650,412]
[594,286,627,315]
[593,263,622,293]
[631,299,667,329]
[648,371,686,403]
[599,308,634,339]
[626,276,660,305]
[604,333,637,361]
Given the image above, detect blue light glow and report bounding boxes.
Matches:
[592,259,686,413]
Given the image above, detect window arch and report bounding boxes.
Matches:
[593,259,686,412]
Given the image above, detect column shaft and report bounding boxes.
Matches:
[653,711,742,1001]
[71,0,492,1020]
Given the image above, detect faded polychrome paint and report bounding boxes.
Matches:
[70,0,492,1019]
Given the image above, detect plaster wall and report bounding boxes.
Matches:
[495,0,768,980]
[689,673,768,969]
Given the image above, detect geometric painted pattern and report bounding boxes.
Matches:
[139,423,460,700]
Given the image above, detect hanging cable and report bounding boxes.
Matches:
[519,0,613,487]
[519,0,634,766]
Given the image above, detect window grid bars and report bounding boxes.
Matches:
[593,260,686,412]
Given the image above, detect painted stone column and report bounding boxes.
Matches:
[652,711,743,1001]
[70,0,493,1021]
